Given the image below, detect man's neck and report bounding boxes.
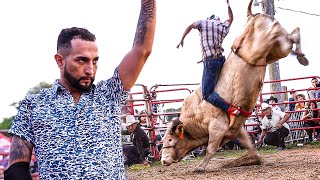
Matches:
[59,79,82,105]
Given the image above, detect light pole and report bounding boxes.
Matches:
[262,0,282,102]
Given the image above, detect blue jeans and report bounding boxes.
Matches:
[202,56,230,112]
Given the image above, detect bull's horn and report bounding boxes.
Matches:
[229,115,236,128]
[247,0,253,17]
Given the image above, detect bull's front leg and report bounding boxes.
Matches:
[193,123,228,172]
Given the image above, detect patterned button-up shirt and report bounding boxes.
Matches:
[308,88,320,100]
[195,19,231,60]
[9,68,129,179]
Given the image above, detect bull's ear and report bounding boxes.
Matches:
[170,117,181,135]
[176,124,184,139]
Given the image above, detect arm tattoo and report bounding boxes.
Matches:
[9,135,33,164]
[134,0,156,45]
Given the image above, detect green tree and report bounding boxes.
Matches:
[165,107,181,121]
[0,82,52,129]
[0,116,14,130]
[27,82,52,94]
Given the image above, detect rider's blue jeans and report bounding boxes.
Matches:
[201,56,230,112]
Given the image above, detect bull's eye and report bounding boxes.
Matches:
[169,139,172,142]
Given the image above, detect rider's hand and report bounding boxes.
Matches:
[177,41,184,49]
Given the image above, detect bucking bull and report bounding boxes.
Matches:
[161,0,309,172]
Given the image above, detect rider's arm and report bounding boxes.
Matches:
[118,0,156,91]
[225,0,233,24]
[176,23,198,49]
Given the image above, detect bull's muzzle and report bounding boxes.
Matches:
[161,160,171,166]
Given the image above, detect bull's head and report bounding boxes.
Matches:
[161,117,188,166]
[231,0,308,66]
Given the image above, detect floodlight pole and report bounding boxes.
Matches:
[262,0,282,101]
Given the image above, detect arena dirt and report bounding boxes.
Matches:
[126,145,320,180]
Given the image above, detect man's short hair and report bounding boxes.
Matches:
[311,78,318,83]
[57,27,96,56]
[289,89,296,95]
[208,14,220,21]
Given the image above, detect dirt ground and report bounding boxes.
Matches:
[126,145,320,180]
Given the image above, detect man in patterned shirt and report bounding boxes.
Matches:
[5,0,156,179]
[307,78,320,101]
[176,0,239,118]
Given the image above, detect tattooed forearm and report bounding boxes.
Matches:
[8,135,33,165]
[134,0,156,45]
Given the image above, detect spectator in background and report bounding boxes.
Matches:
[302,101,320,142]
[151,92,159,113]
[222,138,245,150]
[288,89,297,111]
[257,103,291,150]
[307,78,320,101]
[138,110,148,128]
[267,96,281,111]
[123,115,150,167]
[295,94,306,110]
[120,100,132,131]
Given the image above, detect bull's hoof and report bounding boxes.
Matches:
[192,167,205,173]
[297,55,309,66]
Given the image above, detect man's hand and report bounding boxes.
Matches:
[255,139,263,150]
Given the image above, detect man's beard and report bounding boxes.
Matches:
[64,69,94,92]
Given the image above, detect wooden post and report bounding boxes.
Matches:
[262,0,282,102]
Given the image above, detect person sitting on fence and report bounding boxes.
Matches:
[287,89,297,112]
[295,94,306,110]
[302,101,320,142]
[123,115,150,167]
[267,95,281,111]
[307,78,320,101]
[256,103,291,151]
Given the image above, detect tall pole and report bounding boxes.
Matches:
[262,0,282,101]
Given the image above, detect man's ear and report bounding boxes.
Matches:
[54,54,64,69]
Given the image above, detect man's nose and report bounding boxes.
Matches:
[84,62,94,75]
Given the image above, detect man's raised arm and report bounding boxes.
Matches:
[118,0,156,91]
[225,0,234,24]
